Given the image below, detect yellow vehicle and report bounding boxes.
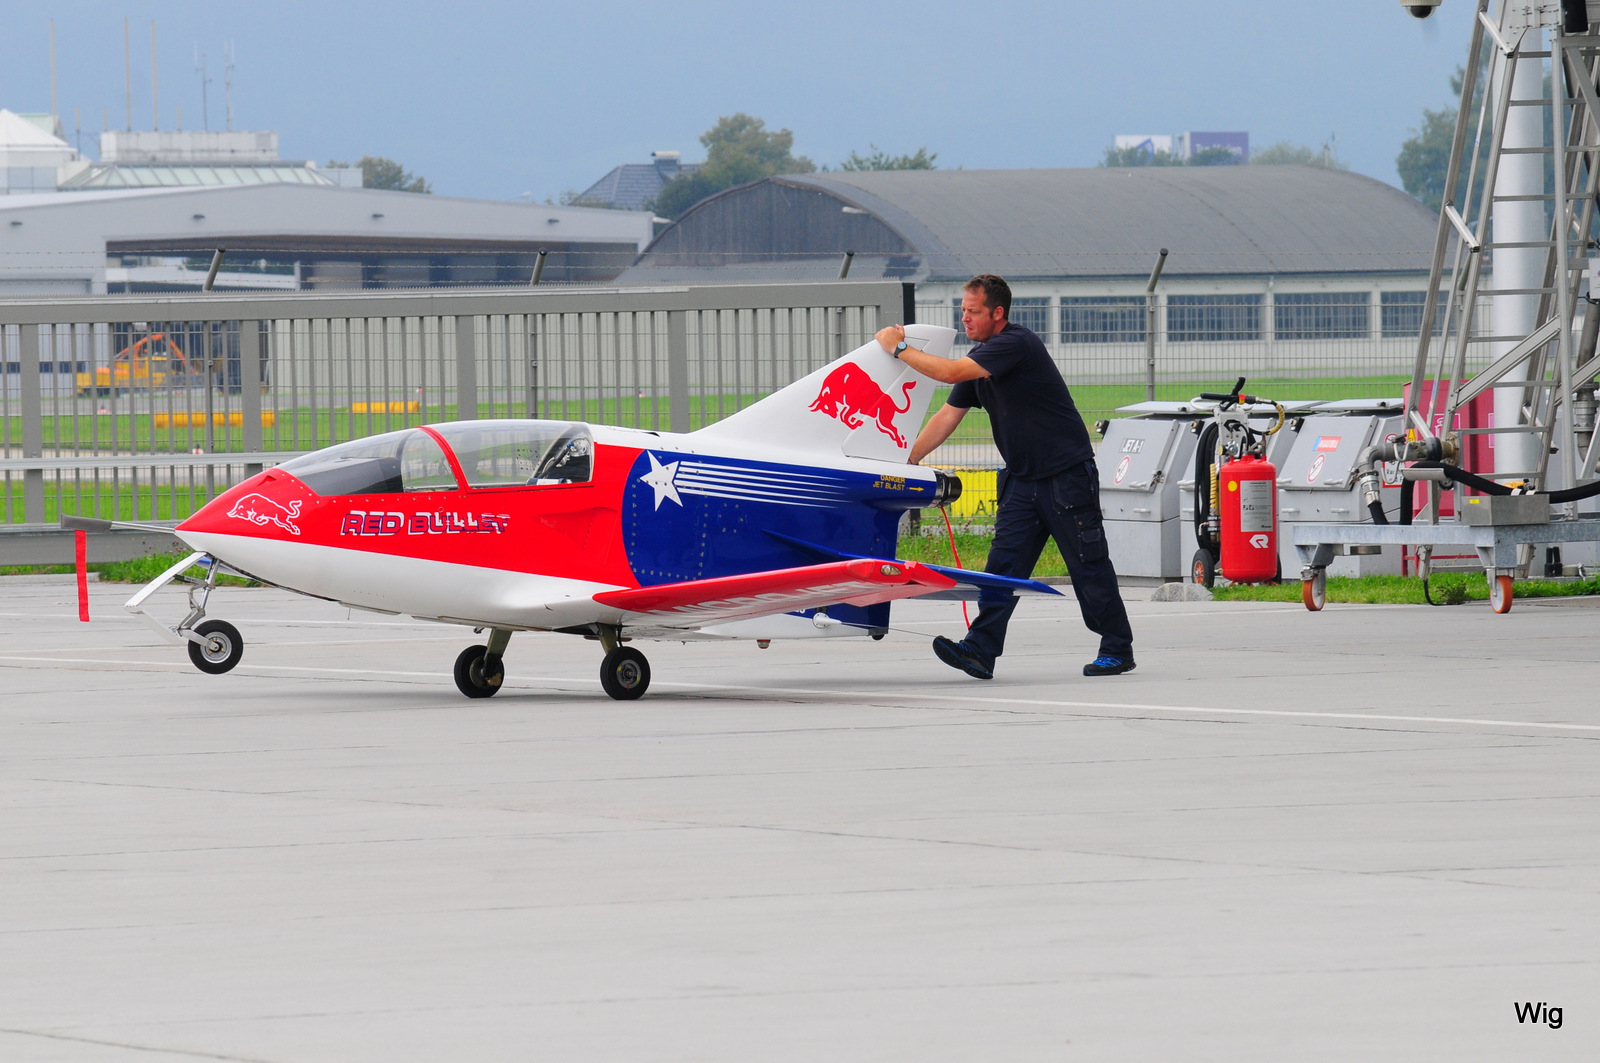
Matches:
[76,333,193,396]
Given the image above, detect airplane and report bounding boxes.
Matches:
[95,323,1062,699]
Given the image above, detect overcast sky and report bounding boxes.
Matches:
[3,0,1476,204]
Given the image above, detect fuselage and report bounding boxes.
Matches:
[176,419,941,632]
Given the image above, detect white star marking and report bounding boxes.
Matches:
[640,453,683,509]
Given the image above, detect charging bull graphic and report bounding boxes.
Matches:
[227,493,302,536]
[808,364,917,449]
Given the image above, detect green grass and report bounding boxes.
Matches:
[1213,572,1600,605]
[1,551,257,586]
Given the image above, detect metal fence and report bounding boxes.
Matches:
[1,281,907,537]
[917,294,1495,471]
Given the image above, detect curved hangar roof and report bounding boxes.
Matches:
[624,166,1438,283]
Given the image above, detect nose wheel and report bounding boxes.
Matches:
[600,646,650,700]
[188,619,244,674]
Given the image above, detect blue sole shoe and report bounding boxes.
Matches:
[933,636,993,680]
[1083,655,1136,676]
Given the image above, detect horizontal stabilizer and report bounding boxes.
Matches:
[764,530,1063,600]
[593,559,957,627]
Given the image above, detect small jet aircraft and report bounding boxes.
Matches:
[105,324,1060,699]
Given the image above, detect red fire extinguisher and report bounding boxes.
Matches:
[1218,454,1278,583]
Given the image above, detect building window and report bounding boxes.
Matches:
[1381,291,1445,338]
[1008,297,1050,338]
[1274,292,1369,340]
[952,296,1050,343]
[1060,296,1145,343]
[1168,294,1262,342]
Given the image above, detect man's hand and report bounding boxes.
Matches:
[876,324,907,355]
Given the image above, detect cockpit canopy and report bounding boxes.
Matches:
[278,420,593,497]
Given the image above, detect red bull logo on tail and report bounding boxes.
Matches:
[808,364,916,449]
[227,493,302,536]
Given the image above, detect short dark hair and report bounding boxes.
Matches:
[964,274,1012,317]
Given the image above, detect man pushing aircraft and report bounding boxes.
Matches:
[877,274,1136,679]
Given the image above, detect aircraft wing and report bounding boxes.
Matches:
[592,558,957,627]
[763,531,1064,600]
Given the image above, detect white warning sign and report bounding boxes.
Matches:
[1239,479,1274,533]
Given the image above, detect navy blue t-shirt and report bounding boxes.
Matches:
[947,322,1094,480]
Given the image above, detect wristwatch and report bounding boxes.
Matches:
[892,340,908,358]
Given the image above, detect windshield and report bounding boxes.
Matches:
[428,420,592,488]
[279,428,458,496]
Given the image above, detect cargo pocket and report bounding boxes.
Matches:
[1051,465,1109,564]
[1070,507,1109,563]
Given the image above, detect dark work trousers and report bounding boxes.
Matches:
[963,460,1134,666]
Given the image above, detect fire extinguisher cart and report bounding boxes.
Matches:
[1188,380,1288,588]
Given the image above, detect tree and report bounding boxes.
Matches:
[1187,145,1243,166]
[649,113,815,219]
[328,156,432,194]
[839,145,936,171]
[1396,54,1493,213]
[1252,140,1349,170]
[1101,144,1185,167]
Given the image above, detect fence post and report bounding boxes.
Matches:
[241,320,263,477]
[454,315,477,421]
[20,324,44,524]
[667,309,690,433]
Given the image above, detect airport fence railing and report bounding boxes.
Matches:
[914,295,1495,525]
[0,281,909,559]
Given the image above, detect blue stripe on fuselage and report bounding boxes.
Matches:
[621,450,912,587]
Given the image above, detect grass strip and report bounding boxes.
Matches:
[1212,572,1600,605]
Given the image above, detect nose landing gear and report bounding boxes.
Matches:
[124,552,247,674]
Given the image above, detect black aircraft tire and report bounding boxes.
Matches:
[454,645,503,698]
[600,646,650,700]
[188,619,244,674]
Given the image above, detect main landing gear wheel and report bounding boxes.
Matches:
[1301,569,1327,612]
[600,646,650,700]
[453,645,505,699]
[1191,548,1217,588]
[1490,574,1514,614]
[187,619,244,674]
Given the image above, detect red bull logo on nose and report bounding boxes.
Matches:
[227,493,302,536]
[808,363,916,449]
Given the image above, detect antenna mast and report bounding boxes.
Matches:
[224,42,235,132]
[151,20,159,131]
[49,19,58,123]
[124,18,132,132]
[194,46,212,132]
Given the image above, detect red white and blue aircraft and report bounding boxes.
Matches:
[114,324,1059,699]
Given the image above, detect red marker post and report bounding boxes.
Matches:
[75,529,90,622]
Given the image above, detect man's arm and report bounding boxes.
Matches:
[876,325,989,384]
[909,403,968,465]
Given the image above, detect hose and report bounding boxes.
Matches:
[1409,461,1600,502]
[1193,422,1219,551]
[1368,499,1390,525]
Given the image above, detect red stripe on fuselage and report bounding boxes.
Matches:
[179,444,645,587]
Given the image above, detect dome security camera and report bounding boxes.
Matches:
[1403,0,1442,16]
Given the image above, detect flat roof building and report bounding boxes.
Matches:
[0,183,654,295]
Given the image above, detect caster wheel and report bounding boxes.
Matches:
[454,645,504,698]
[600,646,650,700]
[1191,548,1216,588]
[188,619,244,674]
[1490,574,1514,614]
[1301,569,1327,612]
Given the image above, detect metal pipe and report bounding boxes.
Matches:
[1144,248,1167,401]
[530,248,548,287]
[202,248,226,292]
[838,250,855,280]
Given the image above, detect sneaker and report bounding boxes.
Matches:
[1083,654,1136,677]
[932,636,993,680]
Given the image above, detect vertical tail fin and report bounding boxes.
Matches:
[692,324,956,462]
